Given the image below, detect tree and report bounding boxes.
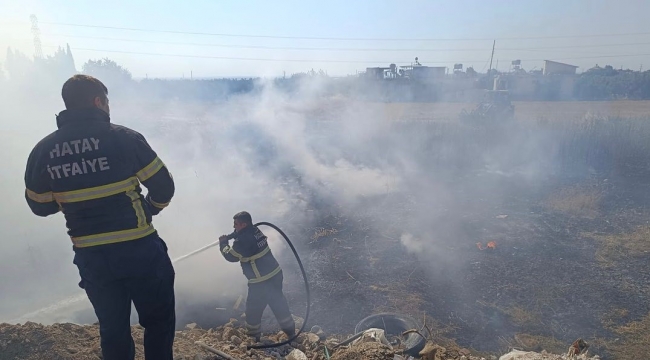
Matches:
[82,58,132,87]
[5,47,33,80]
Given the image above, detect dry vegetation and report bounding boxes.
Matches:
[475,300,542,328]
[504,307,541,327]
[510,333,567,354]
[546,185,603,218]
[362,100,650,122]
[584,226,650,266]
[596,312,650,359]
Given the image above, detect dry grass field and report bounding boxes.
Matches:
[360,100,650,122]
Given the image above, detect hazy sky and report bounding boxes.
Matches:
[1,0,650,78]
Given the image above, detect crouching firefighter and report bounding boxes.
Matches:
[24,75,176,360]
[219,211,296,341]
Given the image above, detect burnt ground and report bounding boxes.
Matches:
[266,171,650,360]
[170,118,650,360]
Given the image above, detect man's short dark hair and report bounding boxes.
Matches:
[61,74,108,109]
[233,211,252,225]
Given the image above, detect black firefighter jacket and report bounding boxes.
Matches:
[220,225,282,284]
[24,107,175,248]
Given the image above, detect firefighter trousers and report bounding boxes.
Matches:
[73,233,176,360]
[245,271,295,338]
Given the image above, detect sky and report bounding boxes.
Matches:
[1,0,650,77]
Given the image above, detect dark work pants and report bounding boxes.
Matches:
[73,234,176,360]
[245,271,295,338]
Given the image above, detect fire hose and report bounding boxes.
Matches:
[174,221,310,350]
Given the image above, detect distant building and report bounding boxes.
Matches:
[364,67,390,79]
[543,60,578,76]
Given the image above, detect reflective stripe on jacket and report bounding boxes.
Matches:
[24,107,175,248]
[220,226,281,284]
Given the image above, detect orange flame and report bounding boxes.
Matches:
[477,241,497,250]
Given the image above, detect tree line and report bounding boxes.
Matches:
[3,46,650,101]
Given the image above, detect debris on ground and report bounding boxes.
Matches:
[498,349,600,360]
[351,328,393,349]
[0,320,601,360]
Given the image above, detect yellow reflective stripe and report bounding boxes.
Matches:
[240,246,270,263]
[251,260,262,278]
[248,266,281,284]
[149,198,170,209]
[25,188,54,203]
[126,190,147,228]
[228,247,244,260]
[53,177,138,203]
[222,246,231,254]
[71,225,155,248]
[136,157,164,182]
[245,322,261,335]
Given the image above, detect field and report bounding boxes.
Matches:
[139,99,650,359]
[267,99,650,360]
[5,97,650,360]
[345,100,650,123]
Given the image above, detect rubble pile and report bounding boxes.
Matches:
[0,320,600,360]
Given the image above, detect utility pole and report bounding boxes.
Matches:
[488,40,495,73]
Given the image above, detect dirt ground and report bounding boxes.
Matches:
[0,320,496,360]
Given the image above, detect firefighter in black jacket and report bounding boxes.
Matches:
[219,211,296,341]
[24,75,176,360]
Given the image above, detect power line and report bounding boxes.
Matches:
[40,21,650,41]
[43,45,650,64]
[42,33,650,52]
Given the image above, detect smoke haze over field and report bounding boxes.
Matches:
[0,74,422,324]
[6,54,650,360]
[4,5,650,359]
[0,66,571,323]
